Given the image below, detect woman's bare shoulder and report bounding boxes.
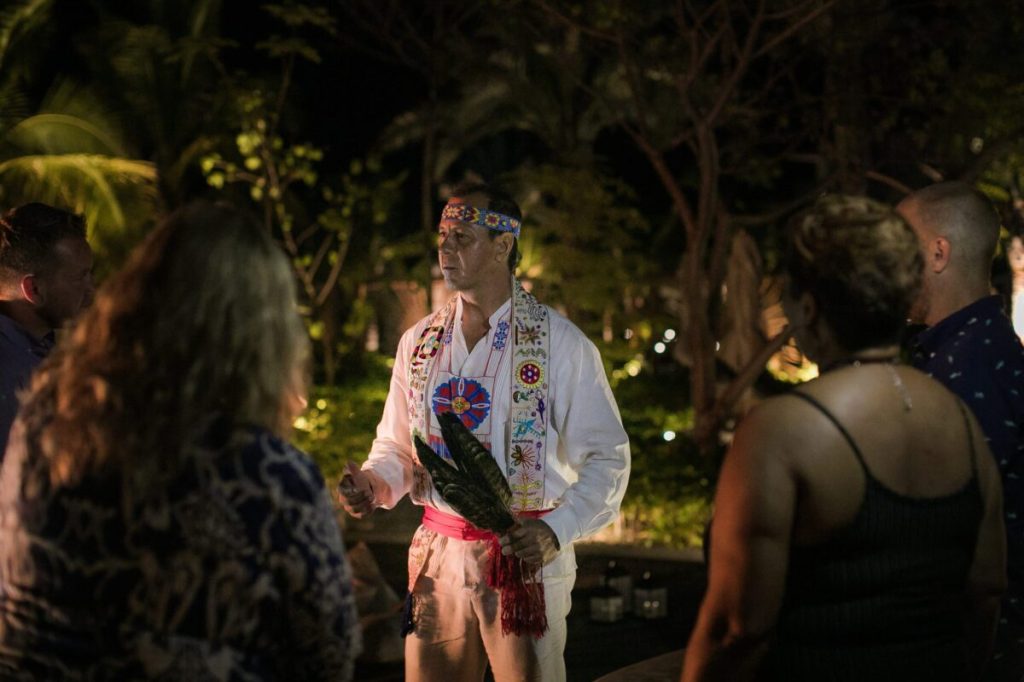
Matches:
[731,390,836,462]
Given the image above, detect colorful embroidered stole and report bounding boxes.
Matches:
[507,283,550,511]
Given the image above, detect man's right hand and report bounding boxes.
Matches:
[338,461,376,518]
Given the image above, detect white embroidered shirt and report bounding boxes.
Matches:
[362,295,631,552]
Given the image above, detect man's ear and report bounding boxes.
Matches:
[19,274,41,305]
[929,236,951,274]
[494,233,513,262]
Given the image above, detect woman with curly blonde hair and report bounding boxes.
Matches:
[0,201,360,680]
[683,196,1006,682]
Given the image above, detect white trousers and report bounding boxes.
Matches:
[404,528,575,682]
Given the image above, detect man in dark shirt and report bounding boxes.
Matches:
[900,181,1024,681]
[0,203,94,456]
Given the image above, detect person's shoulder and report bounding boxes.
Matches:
[543,305,595,348]
[723,393,817,473]
[0,313,23,340]
[396,305,452,347]
[742,383,862,453]
[542,304,571,328]
[399,314,433,341]
[0,317,34,371]
[930,298,1020,348]
[230,427,326,506]
[959,312,1020,346]
[951,318,1024,379]
[738,392,813,435]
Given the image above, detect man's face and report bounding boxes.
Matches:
[34,236,94,329]
[1008,236,1024,275]
[897,200,932,325]
[437,194,508,292]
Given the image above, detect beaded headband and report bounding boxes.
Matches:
[440,203,521,238]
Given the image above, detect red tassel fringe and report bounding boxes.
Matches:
[487,538,548,638]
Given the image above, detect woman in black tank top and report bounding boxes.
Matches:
[682,197,1006,682]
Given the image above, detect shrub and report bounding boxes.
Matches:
[293,354,393,483]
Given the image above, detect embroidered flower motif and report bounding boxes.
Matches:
[440,203,520,236]
[517,324,542,345]
[413,325,445,366]
[517,361,543,386]
[510,443,536,468]
[432,378,492,431]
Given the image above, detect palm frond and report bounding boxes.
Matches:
[0,0,52,73]
[0,80,30,136]
[6,113,129,157]
[181,0,226,83]
[377,79,521,181]
[0,153,157,234]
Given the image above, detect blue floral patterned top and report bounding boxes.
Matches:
[0,423,360,680]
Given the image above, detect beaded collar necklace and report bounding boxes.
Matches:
[820,355,912,412]
[819,354,899,373]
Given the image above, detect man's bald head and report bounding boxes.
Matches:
[897,181,1001,325]
[897,181,1000,277]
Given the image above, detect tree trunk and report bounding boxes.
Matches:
[681,247,717,454]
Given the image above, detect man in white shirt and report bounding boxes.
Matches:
[339,183,630,681]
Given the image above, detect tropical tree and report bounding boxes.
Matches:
[77,0,235,209]
[799,0,1024,324]
[532,0,836,452]
[337,0,488,241]
[202,4,405,383]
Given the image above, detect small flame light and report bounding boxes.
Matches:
[604,560,633,613]
[634,571,668,619]
[589,585,624,623]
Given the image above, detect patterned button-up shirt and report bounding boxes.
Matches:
[909,295,1024,618]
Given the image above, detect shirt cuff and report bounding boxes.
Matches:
[361,469,394,510]
[541,506,580,550]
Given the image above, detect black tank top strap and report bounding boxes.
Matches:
[789,391,869,473]
[954,399,979,477]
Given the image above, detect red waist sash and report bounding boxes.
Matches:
[421,506,550,541]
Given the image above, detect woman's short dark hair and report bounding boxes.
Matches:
[786,195,923,352]
[448,181,522,272]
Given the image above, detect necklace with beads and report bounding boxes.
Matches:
[821,355,913,412]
